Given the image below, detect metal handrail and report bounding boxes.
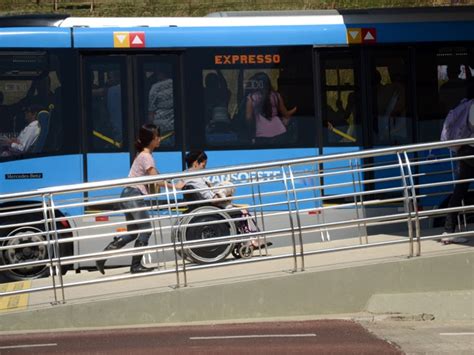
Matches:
[1,139,473,304]
[1,138,473,201]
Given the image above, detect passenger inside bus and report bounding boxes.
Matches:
[204,71,232,130]
[439,64,468,117]
[326,93,356,143]
[147,66,174,145]
[0,91,13,134]
[0,104,41,156]
[374,67,407,144]
[105,70,123,144]
[245,72,297,145]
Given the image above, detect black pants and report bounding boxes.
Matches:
[444,152,474,233]
[120,187,152,244]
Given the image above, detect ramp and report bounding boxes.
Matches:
[0,237,472,331]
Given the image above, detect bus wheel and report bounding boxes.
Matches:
[1,226,51,281]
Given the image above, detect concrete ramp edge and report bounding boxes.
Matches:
[0,251,473,331]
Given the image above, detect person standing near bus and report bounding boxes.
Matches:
[442,80,474,244]
[245,72,297,144]
[96,124,183,274]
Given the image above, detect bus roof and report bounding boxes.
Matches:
[0,7,473,48]
[58,6,474,27]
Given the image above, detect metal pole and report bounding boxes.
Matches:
[350,160,363,245]
[171,180,187,287]
[42,194,58,304]
[281,166,298,272]
[49,195,66,303]
[356,159,369,244]
[396,152,414,257]
[164,183,181,288]
[403,151,421,256]
[288,166,305,271]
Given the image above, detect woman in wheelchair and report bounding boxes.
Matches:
[177,150,271,263]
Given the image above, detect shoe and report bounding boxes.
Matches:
[96,237,128,274]
[130,240,155,274]
[448,237,469,244]
[251,241,273,249]
[441,233,469,244]
[130,263,155,274]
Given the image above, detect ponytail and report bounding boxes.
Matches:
[135,124,160,152]
[185,150,207,168]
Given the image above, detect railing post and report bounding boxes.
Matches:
[48,194,66,303]
[316,162,330,241]
[254,170,267,242]
[249,170,268,257]
[355,158,368,244]
[42,194,59,304]
[149,191,165,271]
[449,150,467,233]
[350,159,365,245]
[403,151,421,256]
[281,165,298,272]
[397,152,414,257]
[288,166,305,272]
[164,182,182,288]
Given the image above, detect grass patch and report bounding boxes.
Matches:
[0,0,470,17]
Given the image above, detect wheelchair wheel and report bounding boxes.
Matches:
[232,243,242,259]
[239,244,254,259]
[180,206,236,264]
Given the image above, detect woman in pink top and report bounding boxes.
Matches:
[245,72,297,144]
[96,124,182,274]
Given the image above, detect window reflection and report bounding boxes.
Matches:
[87,63,125,151]
[371,53,410,146]
[187,48,314,150]
[142,62,176,147]
[322,55,360,145]
[0,52,66,157]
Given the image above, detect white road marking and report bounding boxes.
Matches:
[0,343,57,350]
[439,332,474,336]
[190,333,316,340]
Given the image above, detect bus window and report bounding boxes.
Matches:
[437,47,473,118]
[186,47,315,150]
[84,59,127,152]
[370,50,411,146]
[321,54,361,146]
[416,46,473,143]
[0,51,74,158]
[139,60,177,148]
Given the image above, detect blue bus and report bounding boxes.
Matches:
[1,7,474,279]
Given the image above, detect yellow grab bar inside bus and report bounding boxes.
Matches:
[330,127,356,143]
[92,130,174,149]
[93,130,122,148]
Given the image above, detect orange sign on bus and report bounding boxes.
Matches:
[215,54,281,65]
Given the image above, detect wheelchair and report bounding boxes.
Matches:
[171,184,263,264]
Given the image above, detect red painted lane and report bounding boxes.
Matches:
[0,320,402,354]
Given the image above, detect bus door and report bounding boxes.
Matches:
[367,48,413,178]
[317,48,364,232]
[80,53,182,262]
[82,54,182,204]
[365,48,413,231]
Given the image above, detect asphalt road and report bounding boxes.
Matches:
[0,320,402,354]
